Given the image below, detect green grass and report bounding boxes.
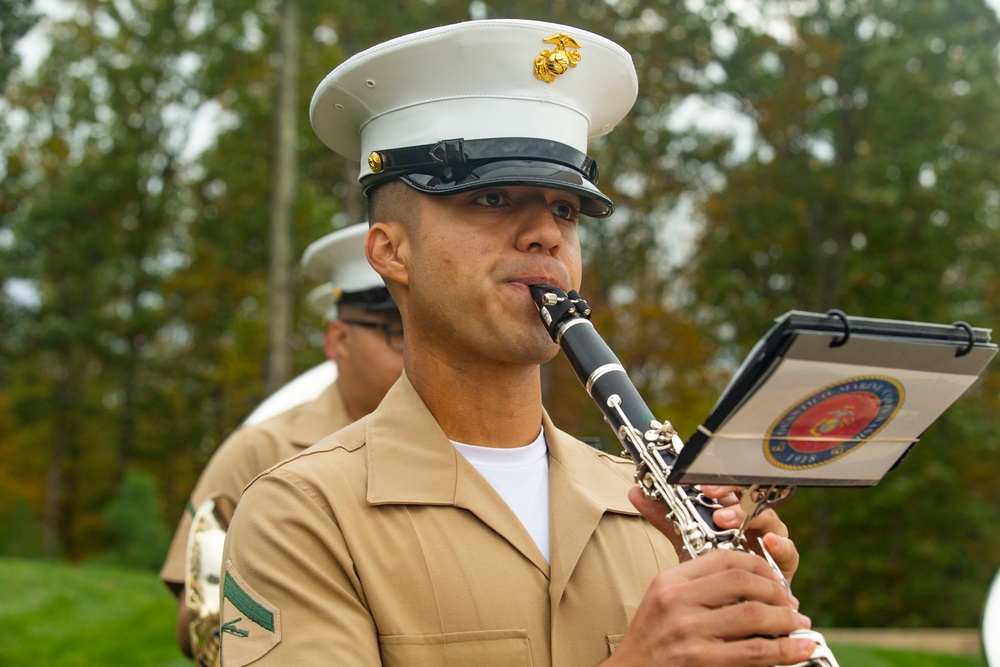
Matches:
[0,557,188,667]
[0,557,988,666]
[828,642,986,667]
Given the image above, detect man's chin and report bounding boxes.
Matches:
[515,333,562,366]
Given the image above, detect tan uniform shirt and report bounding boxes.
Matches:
[160,381,351,589]
[220,374,678,667]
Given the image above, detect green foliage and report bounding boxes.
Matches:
[0,0,38,93]
[684,0,1000,626]
[1,0,999,631]
[690,0,1000,330]
[98,470,171,571]
[0,484,45,558]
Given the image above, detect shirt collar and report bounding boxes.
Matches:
[289,380,353,447]
[365,372,639,517]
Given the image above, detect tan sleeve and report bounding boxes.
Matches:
[219,469,380,666]
[160,428,278,588]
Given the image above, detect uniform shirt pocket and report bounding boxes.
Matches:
[379,628,531,666]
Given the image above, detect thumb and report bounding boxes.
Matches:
[627,485,691,561]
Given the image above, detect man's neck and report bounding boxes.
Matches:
[406,350,545,449]
[336,380,369,423]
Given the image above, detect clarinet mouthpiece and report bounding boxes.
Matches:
[529,285,578,341]
[528,284,561,306]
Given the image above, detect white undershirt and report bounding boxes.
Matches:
[451,430,551,563]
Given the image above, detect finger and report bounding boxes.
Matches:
[627,485,673,533]
[664,633,818,667]
[761,532,800,583]
[712,505,744,529]
[775,634,821,666]
[661,550,795,601]
[701,485,741,508]
[746,508,790,539]
[715,506,790,540]
[686,561,799,611]
[628,486,689,557]
[700,484,740,498]
[723,634,819,667]
[709,600,812,643]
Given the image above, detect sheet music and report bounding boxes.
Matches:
[668,312,996,487]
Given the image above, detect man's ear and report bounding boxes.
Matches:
[366,222,409,287]
[323,320,350,363]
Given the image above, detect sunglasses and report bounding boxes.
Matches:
[341,319,404,353]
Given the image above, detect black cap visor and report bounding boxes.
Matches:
[339,286,397,312]
[360,138,615,218]
[400,161,613,218]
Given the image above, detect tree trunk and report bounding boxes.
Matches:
[265,0,300,393]
[43,346,84,558]
[341,158,363,225]
[43,430,65,558]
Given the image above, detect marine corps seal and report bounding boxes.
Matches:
[765,375,904,470]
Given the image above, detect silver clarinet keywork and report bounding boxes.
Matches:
[530,285,838,667]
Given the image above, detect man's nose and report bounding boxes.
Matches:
[516,203,563,253]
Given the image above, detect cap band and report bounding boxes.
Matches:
[363,137,599,188]
[338,286,396,311]
[362,137,612,217]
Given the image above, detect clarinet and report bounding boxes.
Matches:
[530,284,838,667]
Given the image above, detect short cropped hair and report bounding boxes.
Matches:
[365,180,420,306]
[367,180,418,227]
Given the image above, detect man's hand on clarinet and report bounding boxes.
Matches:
[701,484,801,584]
[627,484,800,583]
[615,485,814,666]
[601,546,816,666]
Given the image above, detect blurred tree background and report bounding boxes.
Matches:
[1,0,998,629]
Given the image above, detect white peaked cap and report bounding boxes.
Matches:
[304,282,339,318]
[301,223,395,316]
[309,19,638,218]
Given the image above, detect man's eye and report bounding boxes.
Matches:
[473,191,507,207]
[552,202,580,222]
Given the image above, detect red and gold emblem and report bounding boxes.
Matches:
[765,375,904,470]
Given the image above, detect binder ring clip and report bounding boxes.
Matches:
[952,321,975,357]
[826,309,851,348]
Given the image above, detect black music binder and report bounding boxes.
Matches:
[667,311,997,487]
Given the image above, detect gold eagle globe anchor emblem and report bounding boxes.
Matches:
[809,407,857,436]
[534,33,582,83]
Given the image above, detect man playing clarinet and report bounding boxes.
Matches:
[220,19,816,667]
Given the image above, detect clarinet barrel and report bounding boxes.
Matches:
[529,284,838,667]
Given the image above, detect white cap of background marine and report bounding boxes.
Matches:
[301,222,395,321]
[309,19,639,218]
